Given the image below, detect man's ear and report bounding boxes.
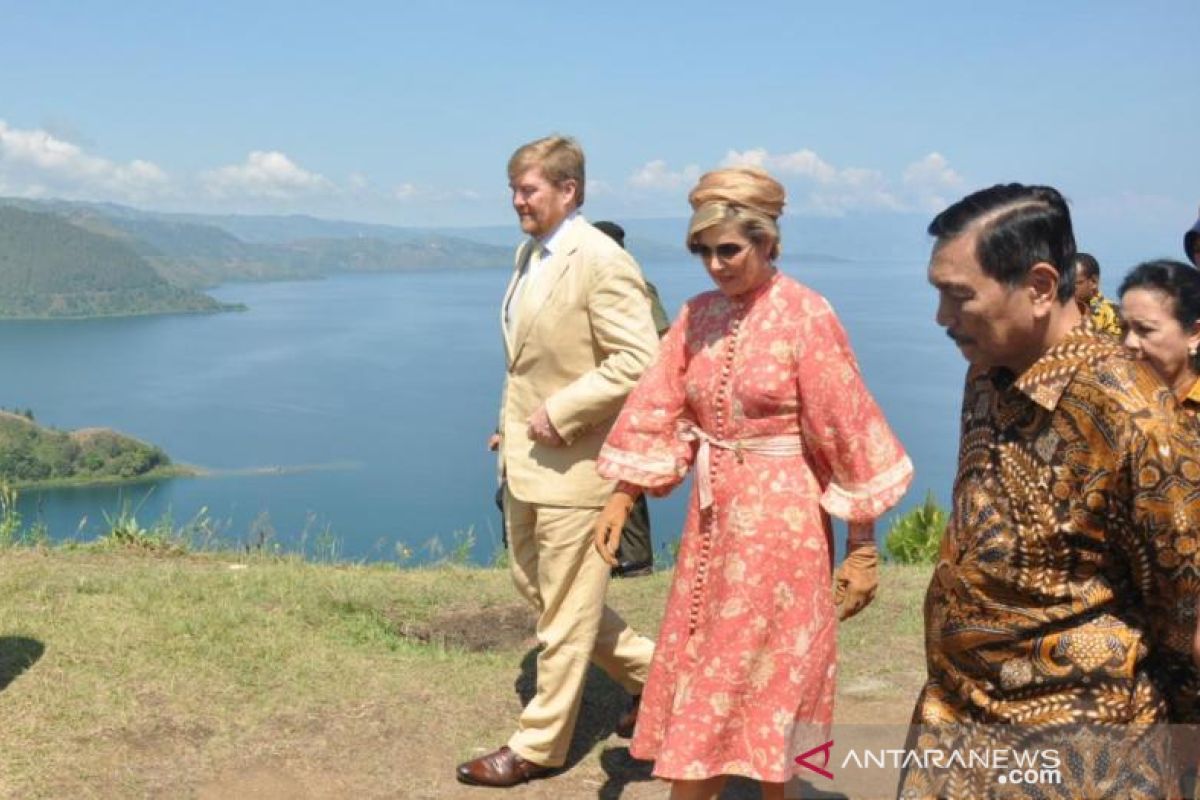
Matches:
[1027,262,1061,315]
[560,178,580,206]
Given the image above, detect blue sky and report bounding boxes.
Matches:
[1,1,1197,262]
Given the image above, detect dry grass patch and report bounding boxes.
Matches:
[0,550,930,798]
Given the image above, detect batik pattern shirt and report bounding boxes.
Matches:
[901,324,1200,798]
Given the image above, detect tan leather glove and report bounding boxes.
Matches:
[594,490,635,567]
[834,543,878,621]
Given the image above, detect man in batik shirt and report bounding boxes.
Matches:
[900,184,1200,799]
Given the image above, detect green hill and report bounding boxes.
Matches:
[0,199,512,289]
[0,206,228,317]
[0,411,184,485]
[62,209,326,287]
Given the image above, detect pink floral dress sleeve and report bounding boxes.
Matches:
[597,301,697,496]
[794,295,913,521]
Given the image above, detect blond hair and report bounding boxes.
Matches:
[686,167,785,260]
[507,135,586,207]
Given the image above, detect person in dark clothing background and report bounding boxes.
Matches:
[1186,205,1200,268]
[594,221,672,336]
[591,221,670,577]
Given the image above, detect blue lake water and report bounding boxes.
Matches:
[1,256,964,564]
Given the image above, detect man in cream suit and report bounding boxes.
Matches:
[456,135,659,787]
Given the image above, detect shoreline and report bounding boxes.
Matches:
[0,301,246,323]
[11,459,363,492]
[10,464,200,491]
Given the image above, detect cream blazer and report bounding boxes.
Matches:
[498,216,660,507]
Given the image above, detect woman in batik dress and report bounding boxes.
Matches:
[593,167,913,800]
[1119,259,1200,728]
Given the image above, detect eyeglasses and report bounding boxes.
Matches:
[688,242,748,262]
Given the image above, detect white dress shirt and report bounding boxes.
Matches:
[506,212,579,335]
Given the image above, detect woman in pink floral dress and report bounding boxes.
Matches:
[593,168,912,800]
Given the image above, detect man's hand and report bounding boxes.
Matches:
[594,491,635,567]
[487,433,501,451]
[834,543,879,621]
[527,405,565,447]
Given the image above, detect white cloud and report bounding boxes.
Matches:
[723,147,839,184]
[0,120,494,223]
[391,182,486,204]
[586,178,614,197]
[901,152,963,211]
[0,119,170,200]
[721,147,903,214]
[628,159,702,191]
[615,148,953,217]
[202,150,333,200]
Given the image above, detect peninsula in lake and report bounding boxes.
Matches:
[0,410,187,487]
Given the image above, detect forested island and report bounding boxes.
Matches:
[0,410,187,486]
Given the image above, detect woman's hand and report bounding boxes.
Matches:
[594,489,637,566]
[835,527,879,621]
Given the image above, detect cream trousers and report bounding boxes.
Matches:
[504,486,655,766]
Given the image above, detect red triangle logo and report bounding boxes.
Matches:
[794,739,834,780]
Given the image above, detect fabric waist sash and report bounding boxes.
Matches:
[676,422,804,510]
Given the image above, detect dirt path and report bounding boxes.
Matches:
[187,693,915,800]
[185,598,920,800]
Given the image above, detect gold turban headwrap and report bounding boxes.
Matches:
[685,168,786,255]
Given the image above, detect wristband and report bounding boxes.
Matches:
[615,481,643,499]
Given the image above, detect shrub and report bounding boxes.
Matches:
[0,483,21,546]
[885,491,948,564]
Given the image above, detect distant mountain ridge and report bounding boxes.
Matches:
[0,196,931,320]
[0,198,513,290]
[0,206,227,319]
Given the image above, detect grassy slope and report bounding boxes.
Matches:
[0,551,928,799]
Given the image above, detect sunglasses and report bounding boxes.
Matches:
[688,242,749,261]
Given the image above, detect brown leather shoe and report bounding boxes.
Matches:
[615,694,641,738]
[456,746,553,787]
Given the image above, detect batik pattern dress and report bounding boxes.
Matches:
[597,271,913,782]
[1166,377,1200,727]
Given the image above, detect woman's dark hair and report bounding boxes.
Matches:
[1118,259,1200,330]
[928,183,1077,303]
